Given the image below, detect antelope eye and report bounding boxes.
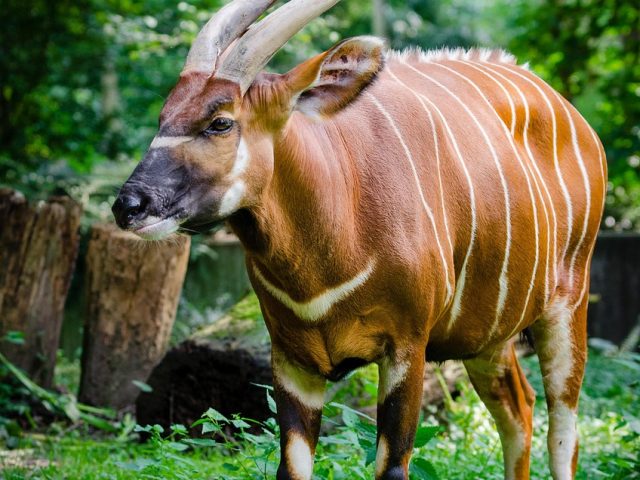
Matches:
[203,117,233,136]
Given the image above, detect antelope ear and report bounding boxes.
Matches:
[285,36,386,118]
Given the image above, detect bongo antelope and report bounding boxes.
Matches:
[112,1,606,478]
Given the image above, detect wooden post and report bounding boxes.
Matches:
[78,223,190,410]
[0,189,82,388]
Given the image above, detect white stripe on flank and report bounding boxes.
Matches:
[490,64,574,274]
[586,125,606,211]
[550,90,592,288]
[431,60,539,342]
[366,92,453,303]
[390,62,481,332]
[474,63,556,305]
[423,62,513,331]
[385,66,479,332]
[253,258,376,322]
[471,62,552,339]
[384,70,455,282]
[149,136,194,149]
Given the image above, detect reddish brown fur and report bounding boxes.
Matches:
[120,36,605,479]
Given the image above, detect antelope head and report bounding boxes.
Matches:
[112,0,384,240]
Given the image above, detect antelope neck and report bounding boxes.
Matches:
[232,116,364,301]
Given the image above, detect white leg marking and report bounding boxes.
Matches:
[230,138,250,178]
[149,135,194,149]
[540,298,574,398]
[409,63,514,332]
[287,432,314,480]
[548,403,578,480]
[253,258,376,322]
[501,420,526,480]
[375,435,389,478]
[273,353,325,410]
[378,358,409,403]
[218,180,246,217]
[366,92,453,303]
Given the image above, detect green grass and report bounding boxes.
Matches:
[1,345,638,479]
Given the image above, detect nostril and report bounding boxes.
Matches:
[113,193,148,228]
[125,202,141,220]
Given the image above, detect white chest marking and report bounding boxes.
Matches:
[149,135,194,149]
[253,259,376,322]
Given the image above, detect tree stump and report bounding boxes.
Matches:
[0,189,82,388]
[78,223,190,410]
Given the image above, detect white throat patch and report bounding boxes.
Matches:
[253,258,376,322]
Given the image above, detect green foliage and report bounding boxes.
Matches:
[488,0,640,230]
[0,351,129,435]
[2,346,638,479]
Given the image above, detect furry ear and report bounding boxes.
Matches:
[284,36,386,118]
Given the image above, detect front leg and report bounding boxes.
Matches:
[272,348,326,480]
[376,349,426,480]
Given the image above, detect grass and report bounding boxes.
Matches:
[1,302,638,479]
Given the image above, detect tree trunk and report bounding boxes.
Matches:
[0,189,82,388]
[78,223,190,410]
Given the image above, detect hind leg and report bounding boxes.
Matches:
[531,295,588,480]
[464,340,536,480]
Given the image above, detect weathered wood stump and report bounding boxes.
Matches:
[78,223,190,410]
[0,189,82,388]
